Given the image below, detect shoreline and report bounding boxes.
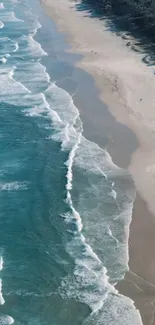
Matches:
[40,1,155,324]
[117,194,155,325]
[41,0,155,217]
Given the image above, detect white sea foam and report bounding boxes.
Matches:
[60,229,115,313]
[14,61,50,92]
[22,89,61,119]
[55,96,117,314]
[0,67,30,104]
[107,226,119,244]
[13,41,19,52]
[20,34,47,57]
[0,3,4,9]
[0,182,27,191]
[14,36,138,320]
[0,256,13,323]
[82,294,142,325]
[0,11,23,22]
[0,21,4,28]
[0,316,14,325]
[8,66,30,93]
[73,136,135,275]
[41,92,62,123]
[109,188,117,199]
[0,257,3,271]
[45,83,79,127]
[44,74,119,313]
[20,6,42,32]
[60,223,142,325]
[23,105,45,117]
[97,167,108,179]
[0,57,7,63]
[0,37,19,56]
[11,12,24,22]
[21,92,50,116]
[46,82,138,321]
[61,148,118,312]
[32,19,42,32]
[0,2,141,323]
[45,83,82,150]
[8,67,14,79]
[65,135,83,232]
[0,279,5,305]
[6,317,14,325]
[74,137,120,173]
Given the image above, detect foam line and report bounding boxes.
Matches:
[0,21,4,28]
[0,3,4,9]
[0,279,5,305]
[0,257,3,271]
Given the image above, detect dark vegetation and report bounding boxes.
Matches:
[76,0,155,50]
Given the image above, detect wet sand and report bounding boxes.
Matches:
[118,195,155,325]
[40,0,155,324]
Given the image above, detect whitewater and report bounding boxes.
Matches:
[0,0,143,324]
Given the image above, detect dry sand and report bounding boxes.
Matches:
[40,0,155,323]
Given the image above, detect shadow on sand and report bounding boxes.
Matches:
[74,0,155,67]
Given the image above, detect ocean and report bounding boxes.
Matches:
[0,0,143,324]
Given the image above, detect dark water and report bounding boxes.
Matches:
[0,0,142,324]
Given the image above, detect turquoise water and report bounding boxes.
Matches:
[0,1,142,324]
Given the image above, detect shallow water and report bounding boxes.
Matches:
[0,0,143,324]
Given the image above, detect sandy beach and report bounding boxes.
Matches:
[40,0,155,323]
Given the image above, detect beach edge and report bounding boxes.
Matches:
[40,1,155,324]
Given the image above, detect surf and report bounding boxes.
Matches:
[0,0,142,324]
